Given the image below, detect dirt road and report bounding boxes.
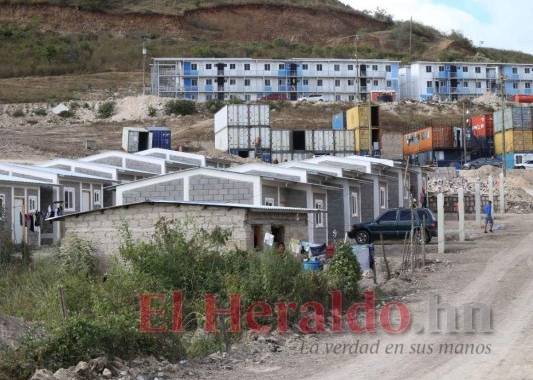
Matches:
[212,214,533,380]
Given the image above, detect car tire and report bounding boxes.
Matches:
[354,230,370,244]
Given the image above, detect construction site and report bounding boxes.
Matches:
[1,1,533,380]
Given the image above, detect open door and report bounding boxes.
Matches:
[13,198,23,244]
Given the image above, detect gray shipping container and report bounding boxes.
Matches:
[494,106,533,132]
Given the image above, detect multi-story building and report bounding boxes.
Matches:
[150,58,400,102]
[400,61,533,101]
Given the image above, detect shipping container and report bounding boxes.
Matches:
[312,130,335,151]
[214,104,270,133]
[334,130,356,152]
[498,152,533,169]
[332,112,347,130]
[403,126,462,155]
[470,114,494,138]
[271,130,291,151]
[122,127,152,153]
[409,150,462,167]
[346,105,379,130]
[146,126,171,150]
[370,92,395,103]
[494,129,533,154]
[494,106,533,132]
[512,95,533,104]
[215,125,271,151]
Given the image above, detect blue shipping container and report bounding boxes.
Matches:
[147,126,171,150]
[332,112,346,130]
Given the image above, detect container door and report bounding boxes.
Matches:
[128,131,139,153]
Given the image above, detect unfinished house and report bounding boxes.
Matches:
[0,163,110,246]
[54,201,314,259]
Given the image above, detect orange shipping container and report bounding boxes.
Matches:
[471,114,494,138]
[513,95,533,104]
[403,126,455,155]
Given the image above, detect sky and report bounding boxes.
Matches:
[341,0,533,55]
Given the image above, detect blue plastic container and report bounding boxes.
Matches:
[261,153,272,163]
[332,112,346,130]
[303,260,321,272]
[147,126,171,150]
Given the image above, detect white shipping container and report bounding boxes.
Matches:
[313,130,335,151]
[228,128,250,149]
[248,104,270,126]
[214,128,229,151]
[122,127,152,153]
[249,127,272,149]
[214,106,229,133]
[334,130,355,152]
[272,130,290,151]
[215,104,271,134]
[305,130,314,151]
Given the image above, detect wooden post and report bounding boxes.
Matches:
[437,192,445,254]
[488,175,494,205]
[475,182,481,226]
[421,214,427,266]
[458,187,465,242]
[380,233,391,280]
[499,172,505,215]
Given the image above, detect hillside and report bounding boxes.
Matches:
[0,0,532,102]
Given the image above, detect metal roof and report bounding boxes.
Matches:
[0,174,59,186]
[48,199,321,221]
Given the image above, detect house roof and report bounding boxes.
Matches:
[48,199,321,221]
[0,174,59,186]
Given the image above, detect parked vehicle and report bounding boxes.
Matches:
[463,157,502,170]
[348,208,438,244]
[515,160,533,169]
[297,94,326,103]
[260,93,288,101]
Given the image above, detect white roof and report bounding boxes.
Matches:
[135,148,207,167]
[279,161,344,177]
[230,163,308,183]
[0,174,57,186]
[39,158,119,181]
[304,156,372,174]
[344,155,396,168]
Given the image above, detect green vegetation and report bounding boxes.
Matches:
[147,105,157,117]
[11,108,25,117]
[33,108,47,116]
[0,220,361,379]
[96,101,115,119]
[164,99,196,116]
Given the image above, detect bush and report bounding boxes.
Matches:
[164,100,196,116]
[58,110,74,118]
[56,236,98,277]
[323,243,361,302]
[147,105,157,117]
[205,99,225,114]
[33,108,47,116]
[96,101,115,119]
[12,108,24,117]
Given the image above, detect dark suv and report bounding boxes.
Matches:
[348,208,438,244]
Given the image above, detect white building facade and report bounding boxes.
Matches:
[151,58,401,102]
[400,61,533,101]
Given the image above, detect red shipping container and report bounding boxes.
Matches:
[470,114,494,138]
[513,95,533,104]
[370,91,395,102]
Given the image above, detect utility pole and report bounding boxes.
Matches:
[142,41,147,95]
[462,101,468,165]
[354,34,360,102]
[500,73,507,177]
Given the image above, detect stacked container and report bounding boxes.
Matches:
[146,126,172,150]
[122,127,152,153]
[494,106,533,168]
[332,112,347,130]
[214,104,271,156]
[469,114,494,158]
[402,125,464,166]
[345,105,380,155]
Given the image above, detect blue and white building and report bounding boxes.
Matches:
[400,61,533,101]
[150,58,400,102]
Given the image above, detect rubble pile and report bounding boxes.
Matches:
[427,166,533,213]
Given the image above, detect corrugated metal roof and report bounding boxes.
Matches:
[0,174,59,186]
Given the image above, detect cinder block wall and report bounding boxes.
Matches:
[189,175,253,203]
[428,194,501,213]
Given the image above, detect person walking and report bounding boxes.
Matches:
[483,200,494,233]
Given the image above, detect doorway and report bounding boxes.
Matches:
[292,131,306,151]
[13,198,24,244]
[81,190,91,212]
[271,225,285,246]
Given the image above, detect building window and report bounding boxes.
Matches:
[476,82,482,89]
[351,192,359,217]
[206,79,212,85]
[386,80,392,87]
[230,64,236,70]
[317,79,323,86]
[316,64,323,71]
[279,64,285,70]
[191,63,197,70]
[426,66,432,73]
[334,64,340,71]
[348,64,354,70]
[93,189,101,206]
[314,199,324,227]
[385,65,391,72]
[512,67,518,74]
[264,63,270,71]
[462,66,468,72]
[0,194,4,220]
[373,80,378,86]
[206,63,212,70]
[206,94,212,101]
[244,64,250,71]
[335,95,341,101]
[526,68,531,74]
[348,79,354,86]
[64,187,75,211]
[513,82,519,89]
[191,79,198,86]
[302,64,308,70]
[245,94,251,101]
[335,79,341,87]
[427,81,433,88]
[303,79,309,85]
[265,79,271,86]
[348,95,355,101]
[526,82,531,89]
[372,65,378,71]
[463,81,468,88]
[244,79,251,86]
[439,66,445,72]
[230,79,236,85]
[379,186,387,209]
[264,197,275,206]
[27,195,38,213]
[475,67,481,74]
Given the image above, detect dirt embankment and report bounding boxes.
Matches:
[0,2,387,42]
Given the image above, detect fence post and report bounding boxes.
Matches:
[437,192,445,254]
